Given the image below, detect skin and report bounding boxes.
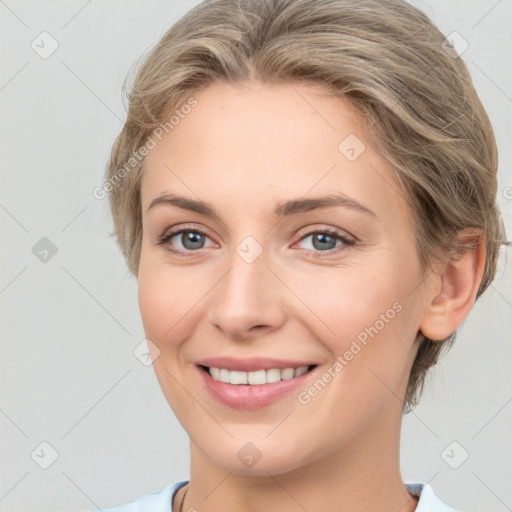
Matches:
[137,81,485,512]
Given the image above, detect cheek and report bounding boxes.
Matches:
[288,254,420,392]
[287,258,410,346]
[138,268,165,339]
[137,254,212,353]
[137,256,184,347]
[137,261,196,415]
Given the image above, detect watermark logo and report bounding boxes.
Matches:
[441,441,469,469]
[31,441,59,469]
[338,133,366,162]
[31,31,59,59]
[441,32,469,59]
[237,442,263,468]
[133,338,161,366]
[32,237,58,263]
[236,236,264,264]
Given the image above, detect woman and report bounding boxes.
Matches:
[91,0,507,510]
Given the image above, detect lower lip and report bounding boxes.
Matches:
[197,365,317,410]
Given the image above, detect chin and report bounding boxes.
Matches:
[197,436,311,477]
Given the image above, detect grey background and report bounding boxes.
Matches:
[0,0,511,511]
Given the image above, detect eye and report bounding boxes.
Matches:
[294,228,355,256]
[157,225,355,258]
[157,226,215,257]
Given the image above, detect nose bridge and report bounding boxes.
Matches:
[208,234,284,337]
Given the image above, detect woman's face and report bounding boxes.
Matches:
[138,81,430,475]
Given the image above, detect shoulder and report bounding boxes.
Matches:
[87,480,189,512]
[406,482,457,511]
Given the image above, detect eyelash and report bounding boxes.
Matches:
[156,226,355,258]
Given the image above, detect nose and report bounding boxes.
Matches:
[207,243,287,341]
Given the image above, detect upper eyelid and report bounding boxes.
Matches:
[160,222,353,237]
[160,224,355,248]
[160,224,215,241]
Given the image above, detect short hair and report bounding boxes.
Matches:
[104,0,507,413]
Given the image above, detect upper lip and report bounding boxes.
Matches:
[196,356,317,372]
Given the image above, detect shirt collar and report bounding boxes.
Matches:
[405,482,457,511]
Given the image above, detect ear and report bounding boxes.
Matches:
[419,228,486,341]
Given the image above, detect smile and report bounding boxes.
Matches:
[203,365,315,385]
[197,363,319,410]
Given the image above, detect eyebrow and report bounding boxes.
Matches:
[146,192,377,219]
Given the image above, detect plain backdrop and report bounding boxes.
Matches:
[0,0,511,511]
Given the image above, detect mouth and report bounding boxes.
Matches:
[196,360,320,410]
[198,364,317,385]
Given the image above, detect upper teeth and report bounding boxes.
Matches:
[209,366,310,385]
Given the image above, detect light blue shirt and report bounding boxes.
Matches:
[89,480,457,511]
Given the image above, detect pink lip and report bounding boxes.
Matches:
[196,356,316,372]
[196,363,319,411]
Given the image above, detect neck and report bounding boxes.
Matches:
[182,405,418,512]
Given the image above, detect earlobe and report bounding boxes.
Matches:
[419,229,486,341]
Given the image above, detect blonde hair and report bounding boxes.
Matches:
[104,0,507,413]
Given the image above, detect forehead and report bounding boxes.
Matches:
[145,80,364,169]
[141,81,410,225]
